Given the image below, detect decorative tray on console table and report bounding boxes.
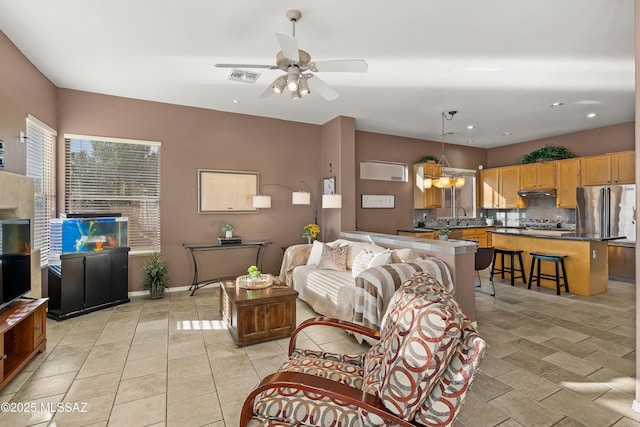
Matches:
[218,236,243,244]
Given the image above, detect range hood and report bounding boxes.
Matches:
[517,189,556,197]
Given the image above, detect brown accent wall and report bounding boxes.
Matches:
[0,31,57,175]
[354,131,487,234]
[56,89,324,290]
[487,122,635,168]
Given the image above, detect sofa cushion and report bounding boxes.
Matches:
[368,249,391,268]
[318,244,348,271]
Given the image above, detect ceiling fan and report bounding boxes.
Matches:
[215,9,368,101]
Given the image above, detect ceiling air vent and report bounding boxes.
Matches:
[227,69,261,84]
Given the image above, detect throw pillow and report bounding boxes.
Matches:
[306,240,325,266]
[318,244,348,272]
[368,249,391,268]
[351,249,375,277]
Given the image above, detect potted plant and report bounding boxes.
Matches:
[438,228,450,240]
[141,251,168,299]
[417,155,439,164]
[222,223,235,238]
[247,265,261,279]
[516,145,576,164]
[302,223,320,244]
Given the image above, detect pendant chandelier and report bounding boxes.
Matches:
[424,111,465,189]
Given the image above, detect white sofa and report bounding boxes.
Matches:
[278,239,454,333]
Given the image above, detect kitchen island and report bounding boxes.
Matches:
[490,228,623,296]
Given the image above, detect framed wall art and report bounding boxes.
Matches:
[361,194,395,209]
[198,169,259,213]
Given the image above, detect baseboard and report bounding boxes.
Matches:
[128,282,220,297]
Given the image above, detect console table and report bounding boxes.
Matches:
[183,240,271,295]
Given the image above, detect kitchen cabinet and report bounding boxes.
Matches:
[413,163,443,208]
[481,166,526,209]
[580,151,635,186]
[398,231,435,239]
[47,247,130,320]
[555,158,581,208]
[461,227,492,247]
[520,162,556,190]
[611,151,635,184]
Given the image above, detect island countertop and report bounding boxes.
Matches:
[489,228,625,242]
[490,231,612,296]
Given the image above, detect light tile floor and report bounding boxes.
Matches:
[0,273,638,426]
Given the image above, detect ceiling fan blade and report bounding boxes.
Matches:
[311,60,368,72]
[275,32,300,63]
[258,85,274,99]
[215,63,277,69]
[307,75,339,101]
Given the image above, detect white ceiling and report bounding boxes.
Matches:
[0,0,634,148]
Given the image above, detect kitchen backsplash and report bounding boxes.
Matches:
[414,196,576,227]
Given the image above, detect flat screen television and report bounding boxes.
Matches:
[0,219,31,310]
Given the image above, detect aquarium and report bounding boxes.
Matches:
[50,214,128,264]
[0,218,31,310]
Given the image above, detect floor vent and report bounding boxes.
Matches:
[227,69,261,83]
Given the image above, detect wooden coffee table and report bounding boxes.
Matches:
[219,277,299,346]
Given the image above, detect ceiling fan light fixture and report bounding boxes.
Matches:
[271,75,286,94]
[291,89,301,100]
[298,76,310,95]
[287,66,300,91]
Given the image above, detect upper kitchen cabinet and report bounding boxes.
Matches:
[611,151,635,184]
[555,158,580,208]
[480,166,526,209]
[580,151,635,186]
[520,162,556,190]
[413,162,442,208]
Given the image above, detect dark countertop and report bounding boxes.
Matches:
[489,228,625,242]
[397,224,498,233]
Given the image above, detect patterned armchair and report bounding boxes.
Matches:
[239,272,486,426]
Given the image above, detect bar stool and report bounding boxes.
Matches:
[528,252,569,296]
[490,248,527,286]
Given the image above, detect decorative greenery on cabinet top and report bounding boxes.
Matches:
[417,155,439,164]
[516,145,576,164]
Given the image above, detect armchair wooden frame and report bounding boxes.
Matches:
[239,316,420,426]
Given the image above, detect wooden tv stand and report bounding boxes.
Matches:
[0,298,48,391]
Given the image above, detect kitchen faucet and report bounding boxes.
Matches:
[455,207,467,225]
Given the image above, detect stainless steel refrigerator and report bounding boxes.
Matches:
[576,184,636,243]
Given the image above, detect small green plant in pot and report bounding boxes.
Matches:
[141,251,168,299]
[222,223,235,238]
[247,265,261,279]
[438,228,451,240]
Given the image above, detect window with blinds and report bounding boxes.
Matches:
[26,115,57,267]
[64,135,161,252]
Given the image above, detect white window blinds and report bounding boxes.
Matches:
[64,135,161,252]
[26,115,57,267]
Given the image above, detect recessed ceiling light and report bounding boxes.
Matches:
[549,102,564,107]
[466,140,475,144]
[585,112,598,118]
[467,125,475,130]
[232,99,239,103]
[503,132,512,136]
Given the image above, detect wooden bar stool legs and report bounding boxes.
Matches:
[490,249,527,286]
[528,252,569,296]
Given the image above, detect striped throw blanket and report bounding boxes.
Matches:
[353,257,453,332]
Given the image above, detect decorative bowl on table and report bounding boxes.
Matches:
[236,274,273,290]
